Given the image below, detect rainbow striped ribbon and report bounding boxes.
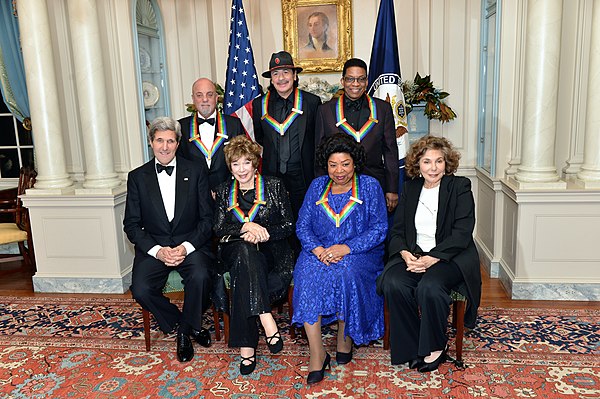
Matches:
[227,173,266,223]
[315,173,363,228]
[188,112,228,160]
[335,94,378,142]
[261,89,303,136]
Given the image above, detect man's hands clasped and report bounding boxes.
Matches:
[157,245,187,267]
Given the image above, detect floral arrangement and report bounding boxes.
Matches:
[298,77,341,103]
[402,73,456,123]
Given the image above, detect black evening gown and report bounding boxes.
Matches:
[213,175,294,348]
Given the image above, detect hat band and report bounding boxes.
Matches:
[270,64,296,71]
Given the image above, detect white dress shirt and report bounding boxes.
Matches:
[198,110,217,168]
[148,157,195,259]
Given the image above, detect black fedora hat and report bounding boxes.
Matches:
[261,51,303,78]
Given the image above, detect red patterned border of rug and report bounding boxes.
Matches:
[0,296,598,398]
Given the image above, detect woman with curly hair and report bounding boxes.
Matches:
[213,135,295,375]
[292,133,388,384]
[376,135,481,372]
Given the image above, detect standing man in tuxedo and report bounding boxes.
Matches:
[252,51,321,219]
[315,58,399,213]
[178,78,245,193]
[124,117,214,363]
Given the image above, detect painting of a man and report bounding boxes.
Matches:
[298,6,338,60]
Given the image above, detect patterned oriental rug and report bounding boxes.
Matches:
[0,297,598,399]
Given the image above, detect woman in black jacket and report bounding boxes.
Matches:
[214,135,294,375]
[377,135,481,372]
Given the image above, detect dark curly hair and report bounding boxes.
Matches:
[316,133,366,173]
[224,135,262,170]
[405,135,461,178]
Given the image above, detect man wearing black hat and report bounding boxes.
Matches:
[252,51,321,220]
[315,58,399,212]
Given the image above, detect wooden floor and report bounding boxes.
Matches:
[0,258,598,310]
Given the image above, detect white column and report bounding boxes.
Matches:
[513,0,566,188]
[67,0,120,189]
[576,0,600,188]
[17,0,73,190]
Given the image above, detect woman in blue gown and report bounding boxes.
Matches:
[292,133,388,384]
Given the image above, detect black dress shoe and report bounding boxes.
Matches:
[307,352,331,384]
[240,351,256,375]
[408,357,424,369]
[176,332,194,362]
[191,328,211,348]
[265,331,283,354]
[336,348,353,365]
[418,346,448,373]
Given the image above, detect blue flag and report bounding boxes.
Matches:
[367,0,407,194]
[224,0,260,139]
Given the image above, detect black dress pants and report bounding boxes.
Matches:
[130,250,213,334]
[381,257,463,364]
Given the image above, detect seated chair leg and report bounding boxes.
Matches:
[142,309,151,351]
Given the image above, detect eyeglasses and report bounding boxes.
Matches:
[343,76,367,84]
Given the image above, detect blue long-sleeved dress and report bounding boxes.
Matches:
[292,174,387,345]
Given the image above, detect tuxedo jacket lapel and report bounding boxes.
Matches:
[296,99,308,150]
[171,162,190,229]
[143,162,171,230]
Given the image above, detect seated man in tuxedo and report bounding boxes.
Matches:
[177,78,245,194]
[124,116,214,362]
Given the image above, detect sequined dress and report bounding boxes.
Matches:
[292,174,387,345]
[214,175,294,348]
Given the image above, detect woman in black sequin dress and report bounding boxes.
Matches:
[214,135,295,375]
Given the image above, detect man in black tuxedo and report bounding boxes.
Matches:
[124,117,214,363]
[177,78,244,194]
[315,58,399,212]
[252,51,321,219]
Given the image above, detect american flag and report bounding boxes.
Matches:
[224,0,260,140]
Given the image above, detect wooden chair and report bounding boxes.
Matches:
[383,285,467,363]
[212,272,295,343]
[0,167,37,271]
[141,270,222,351]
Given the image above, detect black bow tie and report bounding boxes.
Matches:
[156,163,174,176]
[198,117,215,126]
[345,98,362,111]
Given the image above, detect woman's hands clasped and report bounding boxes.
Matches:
[241,222,270,244]
[401,250,440,273]
[313,244,351,266]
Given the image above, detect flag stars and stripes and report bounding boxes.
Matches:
[225,0,260,138]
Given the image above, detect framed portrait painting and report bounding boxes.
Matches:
[282,0,352,73]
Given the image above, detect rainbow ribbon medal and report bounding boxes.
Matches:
[315,173,363,228]
[227,173,266,223]
[335,94,378,142]
[188,112,228,160]
[261,89,303,136]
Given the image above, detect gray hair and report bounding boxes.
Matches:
[148,116,182,142]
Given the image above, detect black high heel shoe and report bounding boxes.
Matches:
[418,346,448,373]
[265,331,283,354]
[336,347,353,365]
[307,352,331,384]
[240,351,257,375]
[408,357,424,369]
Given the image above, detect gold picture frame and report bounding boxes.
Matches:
[282,0,353,73]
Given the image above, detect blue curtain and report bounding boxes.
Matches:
[0,1,30,122]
